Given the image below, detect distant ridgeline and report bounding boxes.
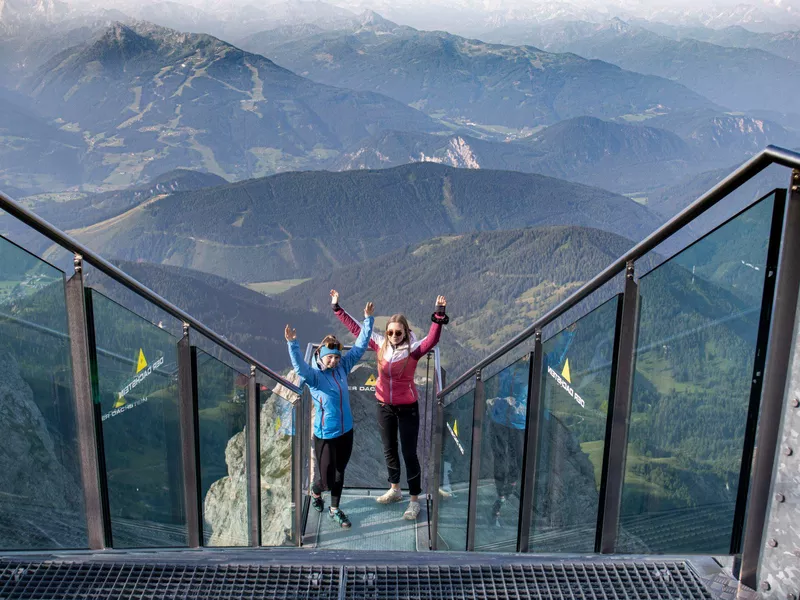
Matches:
[40,163,661,283]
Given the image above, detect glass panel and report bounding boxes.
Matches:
[618,194,777,554]
[0,237,88,549]
[436,389,474,552]
[474,355,530,552]
[260,375,298,547]
[195,349,248,547]
[530,296,620,552]
[90,290,185,548]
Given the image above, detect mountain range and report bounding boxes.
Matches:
[37,162,661,283]
[639,23,800,63]
[241,14,717,132]
[333,118,694,194]
[480,18,800,116]
[2,9,796,198]
[20,21,441,189]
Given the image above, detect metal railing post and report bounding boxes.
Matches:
[177,325,202,548]
[740,170,800,590]
[465,369,485,551]
[299,386,313,542]
[429,362,446,550]
[730,189,787,555]
[599,261,639,553]
[65,254,108,549]
[517,337,543,553]
[246,366,261,546]
[292,390,303,546]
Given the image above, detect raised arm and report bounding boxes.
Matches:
[331,289,379,350]
[341,304,375,372]
[411,295,449,358]
[285,325,318,388]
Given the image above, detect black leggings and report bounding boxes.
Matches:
[377,402,422,496]
[312,429,354,508]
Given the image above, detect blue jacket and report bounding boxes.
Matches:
[489,329,576,429]
[287,315,374,439]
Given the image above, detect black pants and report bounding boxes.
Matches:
[312,429,354,508]
[490,421,525,498]
[377,402,421,496]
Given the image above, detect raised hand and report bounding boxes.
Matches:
[365,301,374,317]
[436,295,447,307]
[330,289,339,305]
[284,324,297,342]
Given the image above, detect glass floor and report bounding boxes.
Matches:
[302,488,428,551]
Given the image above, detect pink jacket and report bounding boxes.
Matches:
[333,306,447,405]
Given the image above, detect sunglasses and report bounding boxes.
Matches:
[386,329,405,338]
[323,341,342,350]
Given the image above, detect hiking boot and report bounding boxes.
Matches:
[403,501,421,520]
[376,488,403,504]
[329,508,351,529]
[311,495,324,513]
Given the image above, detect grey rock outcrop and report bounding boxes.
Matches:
[203,377,295,547]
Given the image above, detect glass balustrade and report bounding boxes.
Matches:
[436,389,474,551]
[618,192,780,554]
[259,374,298,547]
[0,236,88,550]
[195,349,248,547]
[474,355,530,552]
[530,296,620,553]
[88,290,185,548]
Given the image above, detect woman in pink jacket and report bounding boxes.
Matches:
[330,289,448,520]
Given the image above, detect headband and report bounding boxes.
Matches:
[319,346,342,358]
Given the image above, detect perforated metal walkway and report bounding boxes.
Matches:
[0,557,732,599]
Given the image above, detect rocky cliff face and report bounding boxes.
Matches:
[203,377,295,547]
[0,353,86,548]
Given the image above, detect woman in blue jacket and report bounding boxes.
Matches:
[284,301,374,529]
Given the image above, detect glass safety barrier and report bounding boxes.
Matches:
[530,296,620,553]
[259,374,298,547]
[88,290,185,548]
[618,192,781,554]
[195,349,248,547]
[0,236,88,550]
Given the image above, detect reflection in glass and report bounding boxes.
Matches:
[475,356,530,552]
[436,389,474,551]
[90,291,185,548]
[618,195,777,554]
[260,376,298,546]
[195,350,248,547]
[0,237,87,549]
[531,297,619,552]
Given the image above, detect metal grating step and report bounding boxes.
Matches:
[0,560,715,599]
[0,563,341,600]
[345,563,715,599]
